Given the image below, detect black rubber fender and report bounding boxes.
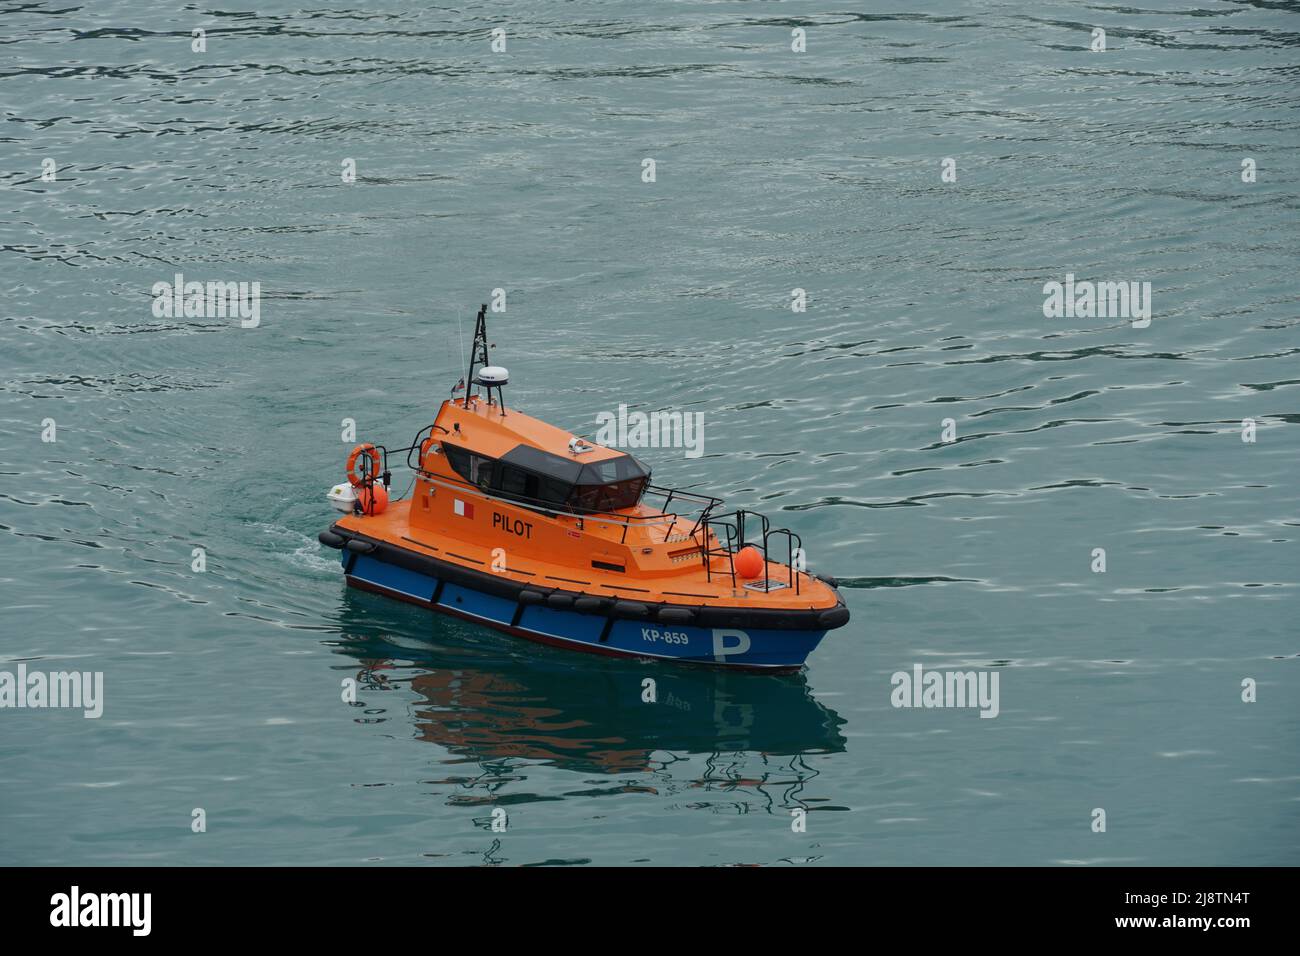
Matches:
[318,530,345,549]
[815,572,839,589]
[546,592,573,609]
[613,600,649,618]
[658,606,694,625]
[818,606,850,629]
[326,530,837,630]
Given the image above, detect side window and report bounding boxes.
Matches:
[496,464,537,501]
[442,444,497,490]
[467,453,495,489]
[537,475,571,506]
[443,444,471,482]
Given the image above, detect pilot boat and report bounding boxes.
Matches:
[318,306,849,670]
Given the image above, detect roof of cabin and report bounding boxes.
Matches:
[434,397,626,464]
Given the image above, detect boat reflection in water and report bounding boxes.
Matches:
[329,591,846,778]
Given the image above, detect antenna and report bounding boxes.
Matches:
[455,311,465,378]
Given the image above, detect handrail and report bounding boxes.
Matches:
[415,472,719,538]
[701,508,803,594]
[404,425,435,472]
[702,515,739,589]
[764,528,802,595]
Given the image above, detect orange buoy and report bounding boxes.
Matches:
[357,480,389,516]
[346,443,381,487]
[733,545,764,579]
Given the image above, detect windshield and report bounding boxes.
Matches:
[568,454,650,512]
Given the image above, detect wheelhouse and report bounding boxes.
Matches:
[441,441,651,514]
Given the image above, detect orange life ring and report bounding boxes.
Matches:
[346,443,381,487]
[420,437,433,466]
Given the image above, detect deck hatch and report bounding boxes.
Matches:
[744,579,790,592]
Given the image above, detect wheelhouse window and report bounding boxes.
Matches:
[441,443,497,490]
[442,442,650,514]
[495,445,583,508]
[495,462,572,507]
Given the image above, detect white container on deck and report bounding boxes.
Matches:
[327,482,357,513]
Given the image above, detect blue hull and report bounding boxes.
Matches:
[342,552,828,670]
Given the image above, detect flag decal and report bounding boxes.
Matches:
[453,498,474,519]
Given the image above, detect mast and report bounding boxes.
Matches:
[463,303,507,414]
[464,303,489,403]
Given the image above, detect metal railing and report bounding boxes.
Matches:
[351,432,805,592]
[357,429,726,544]
[701,509,802,594]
